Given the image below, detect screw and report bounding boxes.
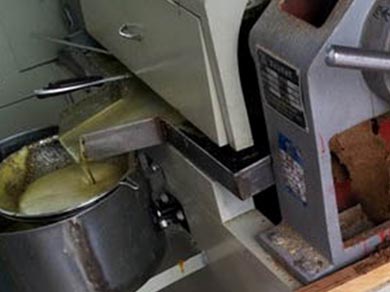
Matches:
[176,210,185,221]
[159,219,169,229]
[150,163,160,172]
[160,193,170,204]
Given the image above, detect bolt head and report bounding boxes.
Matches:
[176,210,185,221]
[159,220,169,229]
[151,164,160,172]
[160,193,170,204]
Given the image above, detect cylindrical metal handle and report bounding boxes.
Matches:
[34,74,131,98]
[326,45,390,71]
[118,24,143,41]
[119,177,140,191]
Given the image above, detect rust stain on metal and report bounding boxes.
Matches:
[344,221,390,248]
[69,220,111,292]
[179,260,185,273]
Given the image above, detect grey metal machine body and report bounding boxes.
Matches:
[250,0,390,283]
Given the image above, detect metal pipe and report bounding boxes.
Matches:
[326,45,390,71]
[34,74,131,97]
[32,33,112,55]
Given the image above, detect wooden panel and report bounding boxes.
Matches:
[329,263,390,292]
[298,248,390,292]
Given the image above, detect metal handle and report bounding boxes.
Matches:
[34,74,131,98]
[119,177,140,191]
[326,45,390,71]
[118,24,143,41]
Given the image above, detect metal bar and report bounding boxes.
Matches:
[82,119,274,200]
[326,45,390,71]
[235,155,274,199]
[32,34,112,55]
[163,123,274,200]
[81,118,164,161]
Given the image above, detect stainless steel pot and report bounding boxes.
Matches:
[0,129,128,222]
[0,128,166,292]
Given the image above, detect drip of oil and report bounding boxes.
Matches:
[0,79,184,216]
[80,159,96,185]
[59,90,182,185]
[40,82,183,214]
[59,82,183,162]
[79,140,96,185]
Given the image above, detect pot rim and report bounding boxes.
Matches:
[0,129,132,223]
[0,174,140,236]
[0,169,134,223]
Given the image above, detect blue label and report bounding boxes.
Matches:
[278,133,307,204]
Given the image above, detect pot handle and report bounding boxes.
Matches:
[119,177,140,191]
[34,75,130,98]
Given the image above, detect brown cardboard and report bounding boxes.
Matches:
[330,121,390,223]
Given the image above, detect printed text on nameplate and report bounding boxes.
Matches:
[278,133,307,205]
[257,49,308,131]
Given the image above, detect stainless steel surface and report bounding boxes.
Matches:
[146,145,299,292]
[82,119,274,200]
[138,226,206,292]
[118,24,144,41]
[33,34,111,55]
[0,177,165,292]
[82,118,164,161]
[0,129,214,292]
[235,156,274,199]
[326,45,390,71]
[34,75,131,97]
[0,171,165,292]
[152,253,206,292]
[80,0,256,150]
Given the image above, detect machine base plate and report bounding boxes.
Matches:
[258,224,334,283]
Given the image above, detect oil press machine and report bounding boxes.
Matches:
[60,0,390,288]
[4,0,390,290]
[251,0,390,283]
